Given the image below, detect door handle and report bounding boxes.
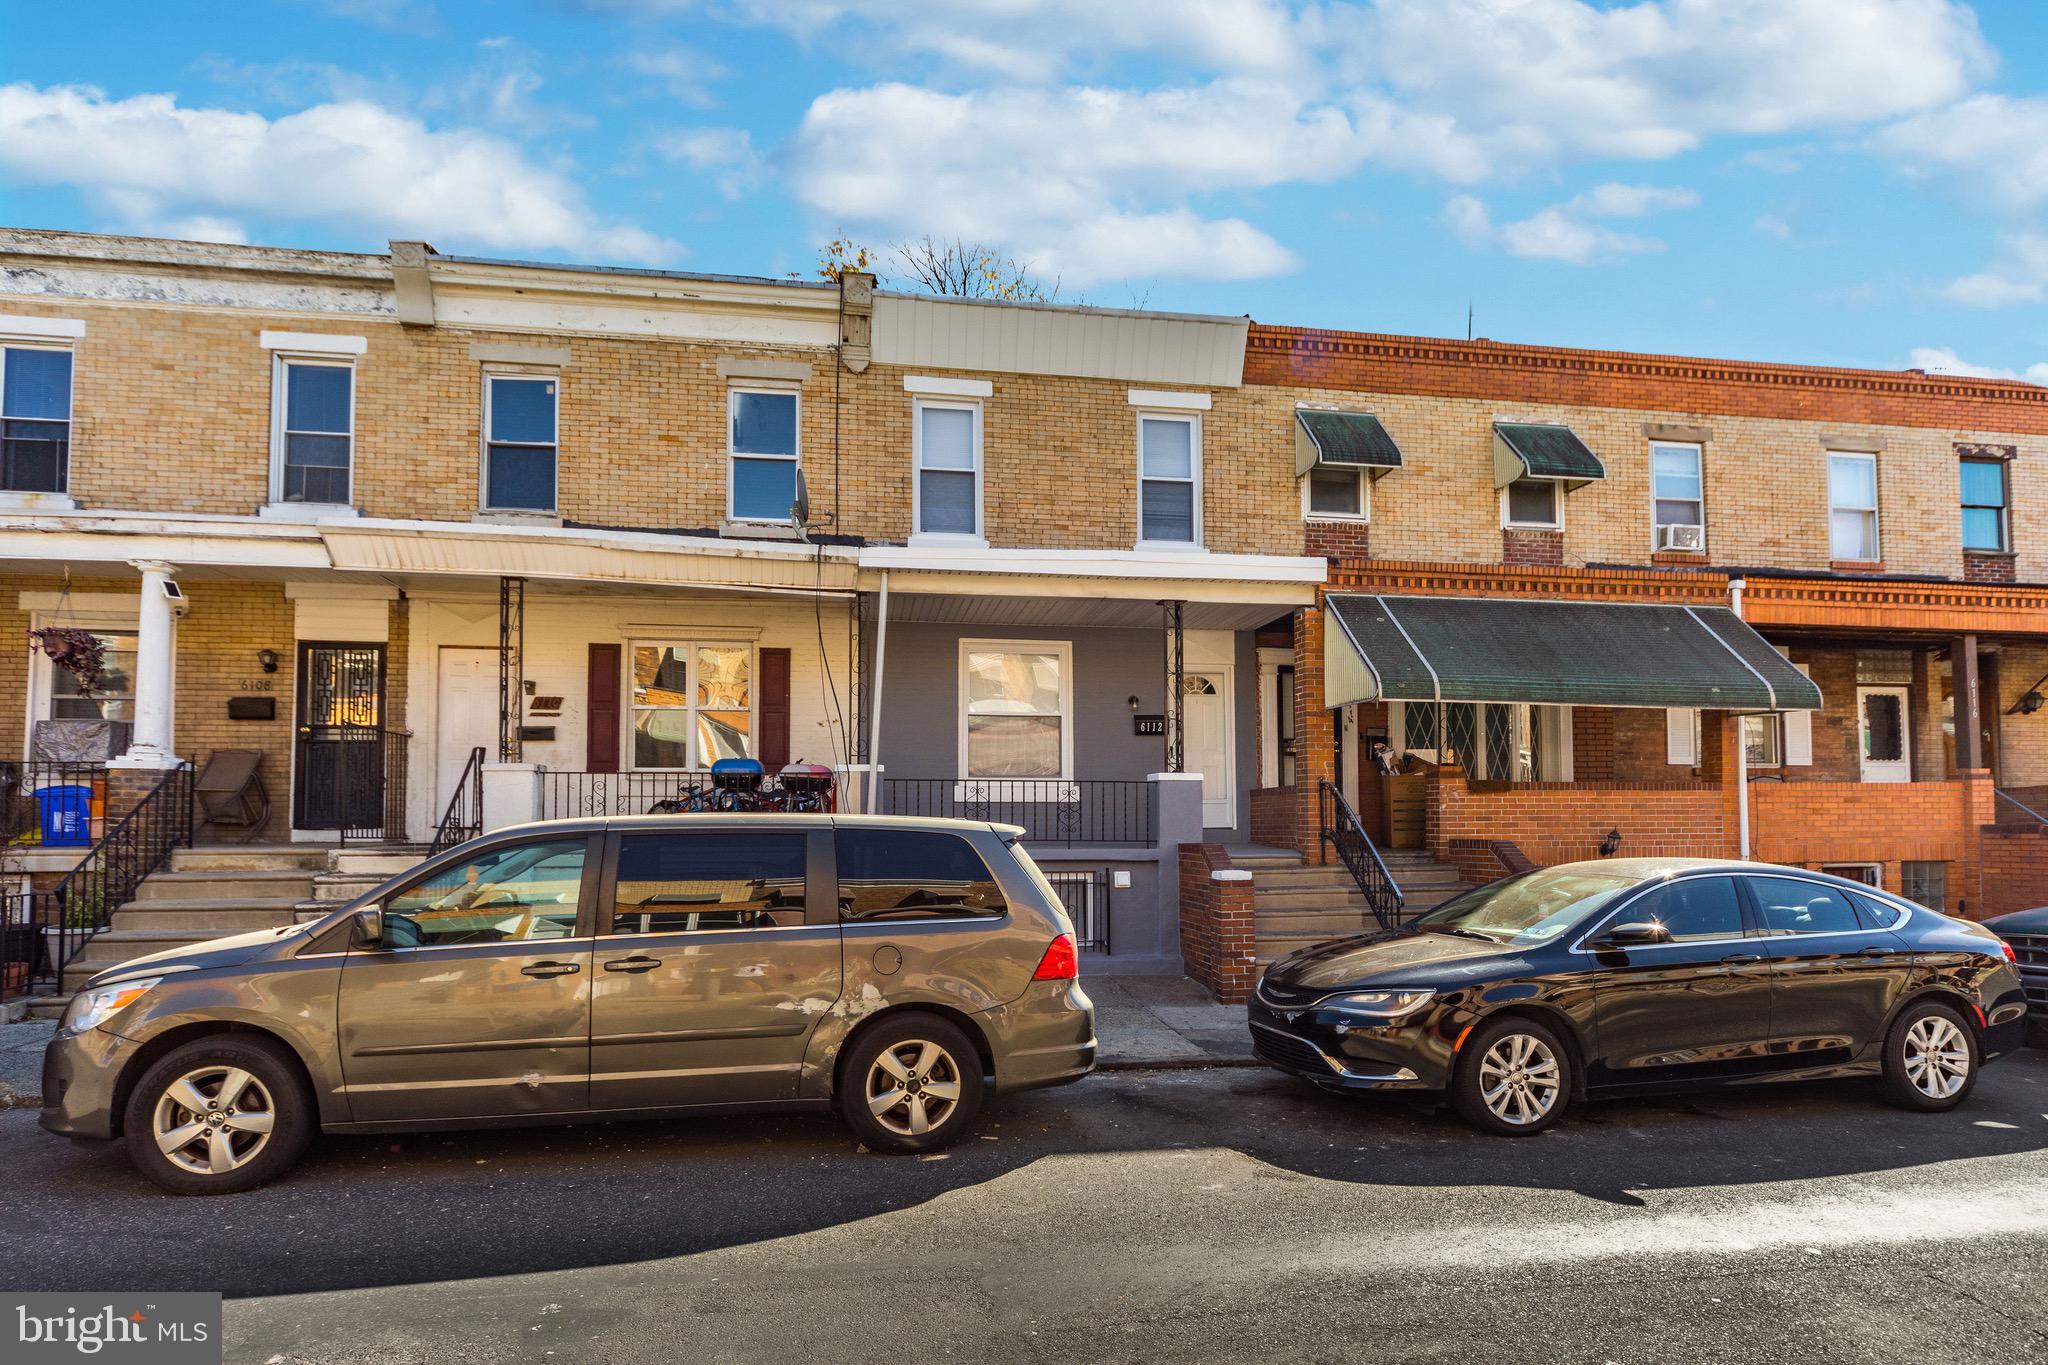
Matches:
[602,955,662,974]
[520,960,582,978]
[1720,953,1762,964]
[1856,946,1896,958]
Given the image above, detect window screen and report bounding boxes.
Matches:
[611,832,807,933]
[837,829,1007,921]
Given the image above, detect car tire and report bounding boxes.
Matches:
[122,1035,315,1195]
[1879,999,1980,1112]
[1451,1015,1573,1137]
[838,1013,986,1154]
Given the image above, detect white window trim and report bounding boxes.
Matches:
[726,384,801,524]
[1649,440,1706,551]
[1302,464,1371,522]
[904,375,993,398]
[624,639,758,772]
[480,368,561,515]
[1126,388,1211,410]
[266,351,357,512]
[910,395,986,546]
[1960,456,2011,554]
[0,315,86,342]
[957,638,1074,781]
[24,609,138,757]
[1827,450,1880,561]
[1391,700,1569,780]
[260,331,366,356]
[0,338,77,505]
[1500,477,1563,530]
[1136,410,1203,549]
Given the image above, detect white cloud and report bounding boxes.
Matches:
[1936,231,2048,308]
[1906,346,2048,385]
[0,82,675,264]
[1448,182,1697,264]
[623,46,727,107]
[657,127,764,199]
[1877,94,2048,213]
[791,80,1328,283]
[1752,213,1793,240]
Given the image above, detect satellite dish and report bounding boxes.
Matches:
[791,468,811,528]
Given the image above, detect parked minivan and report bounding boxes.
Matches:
[41,815,1096,1193]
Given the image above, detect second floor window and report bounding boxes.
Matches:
[1651,442,1703,542]
[2,344,72,493]
[915,398,981,537]
[484,374,558,512]
[1827,451,1879,561]
[1961,457,2009,552]
[1139,413,1199,544]
[729,388,799,521]
[275,358,353,504]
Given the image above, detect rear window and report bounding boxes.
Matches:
[1851,891,1907,930]
[837,829,1007,921]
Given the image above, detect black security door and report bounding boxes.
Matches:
[295,643,387,832]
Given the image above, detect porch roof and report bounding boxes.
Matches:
[1323,593,1823,711]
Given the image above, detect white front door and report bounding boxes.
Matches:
[436,648,498,812]
[1857,685,1911,783]
[1183,671,1232,827]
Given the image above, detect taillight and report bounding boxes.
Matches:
[2001,940,2018,965]
[1032,933,1078,981]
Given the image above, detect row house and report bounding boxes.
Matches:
[0,229,1322,978]
[1245,325,2048,948]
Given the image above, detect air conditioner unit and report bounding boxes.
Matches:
[1657,523,1705,552]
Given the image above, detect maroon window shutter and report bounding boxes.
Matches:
[759,647,792,768]
[587,643,621,773]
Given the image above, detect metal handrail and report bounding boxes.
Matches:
[1995,787,2048,827]
[1319,779,1406,929]
[38,764,195,992]
[429,746,487,855]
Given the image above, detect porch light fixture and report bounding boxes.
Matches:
[2007,669,2048,715]
[1599,829,1622,857]
[1127,695,1141,711]
[257,649,279,674]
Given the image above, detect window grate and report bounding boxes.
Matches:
[1044,868,1110,953]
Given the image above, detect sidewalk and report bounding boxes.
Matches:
[1089,975,1256,1069]
[0,1019,54,1108]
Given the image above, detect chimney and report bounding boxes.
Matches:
[838,270,874,373]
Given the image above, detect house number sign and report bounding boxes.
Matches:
[1133,714,1166,736]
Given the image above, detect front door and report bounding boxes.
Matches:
[436,647,497,813]
[1183,671,1232,827]
[295,642,387,831]
[588,827,841,1110]
[1584,875,1778,1085]
[1857,685,1911,783]
[337,834,596,1122]
[1741,874,1916,1067]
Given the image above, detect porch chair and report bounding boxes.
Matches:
[195,749,270,844]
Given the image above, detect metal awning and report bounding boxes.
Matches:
[1493,422,1605,489]
[1323,593,1823,711]
[1295,409,1404,478]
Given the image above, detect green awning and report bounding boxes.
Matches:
[1493,422,1605,489]
[1323,593,1823,711]
[1295,409,1403,478]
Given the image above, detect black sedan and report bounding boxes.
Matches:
[1985,905,2048,1033]
[1250,859,2029,1135]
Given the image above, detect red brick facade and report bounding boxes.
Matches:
[1178,844,1257,1003]
[1980,823,2048,919]
[1501,529,1564,566]
[1305,519,1371,560]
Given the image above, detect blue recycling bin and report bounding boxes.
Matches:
[36,784,93,847]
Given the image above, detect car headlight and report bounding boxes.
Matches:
[60,977,161,1036]
[1325,989,1435,1020]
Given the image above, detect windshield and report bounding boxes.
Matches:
[1416,867,1639,945]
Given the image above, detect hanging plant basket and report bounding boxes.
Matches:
[28,626,105,697]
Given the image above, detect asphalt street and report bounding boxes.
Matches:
[4,1052,2048,1364]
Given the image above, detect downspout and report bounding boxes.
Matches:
[866,570,890,813]
[1729,576,1751,859]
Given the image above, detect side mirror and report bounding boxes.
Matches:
[1598,920,1673,948]
[351,905,385,950]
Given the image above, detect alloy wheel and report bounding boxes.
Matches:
[1902,1015,1971,1100]
[152,1065,277,1176]
[865,1040,964,1137]
[1477,1032,1561,1127]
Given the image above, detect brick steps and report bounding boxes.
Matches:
[1250,850,1473,968]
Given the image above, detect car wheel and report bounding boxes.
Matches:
[122,1036,314,1195]
[1880,1000,1980,1112]
[1451,1016,1572,1136]
[838,1013,986,1154]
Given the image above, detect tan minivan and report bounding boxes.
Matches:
[41,815,1096,1193]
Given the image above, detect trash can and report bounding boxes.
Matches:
[36,784,93,847]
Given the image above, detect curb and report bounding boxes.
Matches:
[1096,1056,1264,1072]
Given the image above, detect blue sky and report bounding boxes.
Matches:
[5,1,2048,380]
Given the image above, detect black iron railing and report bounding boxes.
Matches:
[0,761,108,846]
[879,778,1154,846]
[0,764,194,1006]
[1319,779,1405,930]
[429,747,486,855]
[1044,868,1111,953]
[543,770,716,820]
[334,728,410,845]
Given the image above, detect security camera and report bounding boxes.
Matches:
[161,579,189,618]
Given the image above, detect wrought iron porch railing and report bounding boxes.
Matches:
[0,761,108,845]
[543,770,717,820]
[1995,787,2048,828]
[429,747,487,855]
[877,779,1155,847]
[0,764,194,1007]
[1319,779,1406,930]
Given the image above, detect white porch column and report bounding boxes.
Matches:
[112,560,181,770]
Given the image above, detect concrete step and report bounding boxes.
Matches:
[311,874,389,903]
[1256,909,1377,935]
[1229,854,1305,871]
[116,906,300,932]
[137,869,317,901]
[1253,887,1370,910]
[72,928,228,965]
[116,895,306,917]
[173,846,332,873]
[26,994,70,1020]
